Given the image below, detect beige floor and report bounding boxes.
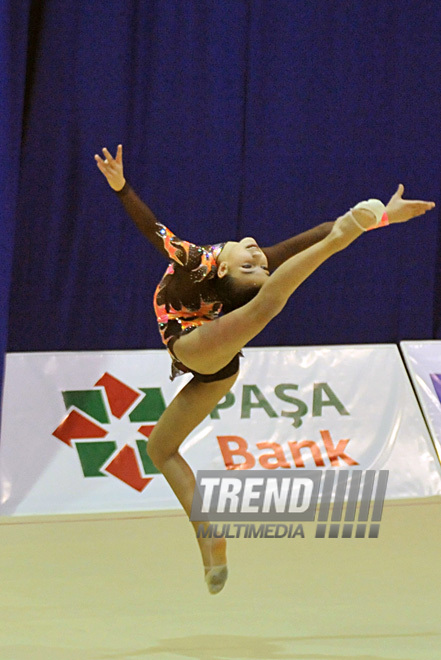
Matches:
[0,498,440,660]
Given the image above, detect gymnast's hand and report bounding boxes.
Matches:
[94,144,126,192]
[385,184,435,224]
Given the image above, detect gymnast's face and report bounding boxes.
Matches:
[217,237,270,286]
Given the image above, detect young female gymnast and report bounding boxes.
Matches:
[95,144,435,594]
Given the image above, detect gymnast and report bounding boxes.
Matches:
[95,144,435,594]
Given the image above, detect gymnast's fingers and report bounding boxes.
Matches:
[395,183,404,198]
[102,147,114,164]
[94,154,105,169]
[414,200,435,208]
[94,157,108,176]
[408,200,436,212]
[115,144,123,165]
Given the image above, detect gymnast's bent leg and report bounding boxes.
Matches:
[172,208,370,375]
[147,371,238,594]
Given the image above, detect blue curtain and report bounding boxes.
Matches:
[0,1,32,422]
[2,0,441,417]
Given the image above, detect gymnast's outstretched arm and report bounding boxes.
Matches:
[95,145,176,260]
[262,185,436,270]
[95,145,220,272]
[95,145,339,268]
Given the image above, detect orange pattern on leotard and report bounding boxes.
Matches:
[153,223,225,347]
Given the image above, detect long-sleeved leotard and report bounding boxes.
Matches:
[116,183,226,370]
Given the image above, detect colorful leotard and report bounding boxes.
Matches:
[116,180,316,378]
[115,183,226,366]
[153,223,225,348]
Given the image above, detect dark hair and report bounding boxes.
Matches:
[214,274,262,314]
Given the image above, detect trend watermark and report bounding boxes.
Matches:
[191,470,388,539]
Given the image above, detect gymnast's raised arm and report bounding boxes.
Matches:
[261,185,435,271]
[95,144,173,260]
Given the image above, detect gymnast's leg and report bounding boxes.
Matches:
[146,371,238,592]
[172,207,372,374]
[147,206,372,594]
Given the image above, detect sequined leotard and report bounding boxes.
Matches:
[116,180,317,380]
[153,224,225,348]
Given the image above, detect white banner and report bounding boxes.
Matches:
[400,341,441,461]
[1,345,440,516]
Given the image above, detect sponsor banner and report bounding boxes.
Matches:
[400,341,441,460]
[0,345,440,516]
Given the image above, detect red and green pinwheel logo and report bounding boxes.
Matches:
[52,373,164,492]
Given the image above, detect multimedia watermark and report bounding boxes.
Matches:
[191,470,389,539]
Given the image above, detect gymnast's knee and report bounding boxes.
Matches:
[146,436,168,470]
